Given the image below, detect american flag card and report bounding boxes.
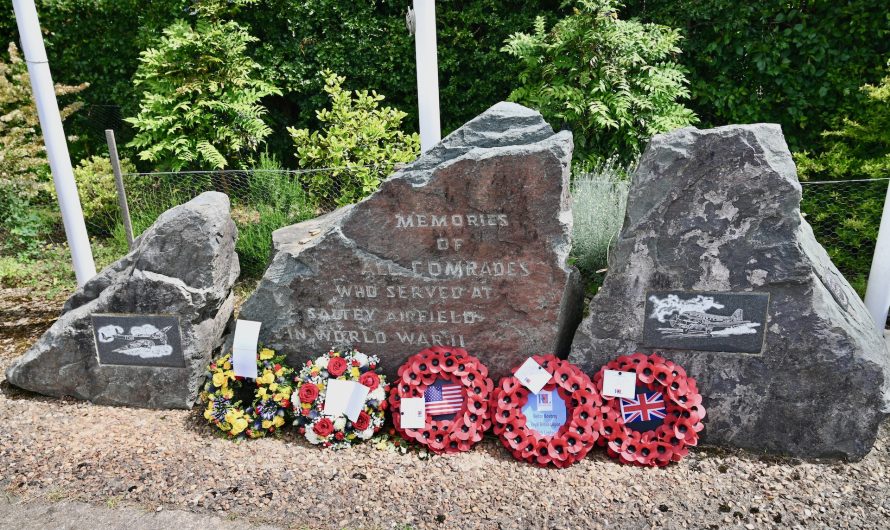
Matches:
[620,391,667,425]
[424,380,464,417]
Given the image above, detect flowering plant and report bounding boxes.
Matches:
[292,348,388,448]
[200,348,294,440]
[247,348,294,438]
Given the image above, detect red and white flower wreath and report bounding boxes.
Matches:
[388,347,493,454]
[593,352,706,467]
[490,354,602,468]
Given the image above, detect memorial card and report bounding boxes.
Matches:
[520,390,566,436]
[323,379,369,422]
[515,357,552,394]
[399,397,426,429]
[602,370,637,399]
[92,314,184,368]
[232,319,262,379]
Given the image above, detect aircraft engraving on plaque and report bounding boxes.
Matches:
[92,314,185,368]
[642,291,769,353]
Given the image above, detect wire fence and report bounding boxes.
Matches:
[86,168,888,296]
[84,167,392,277]
[800,178,888,295]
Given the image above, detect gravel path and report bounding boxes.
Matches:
[2,289,889,529]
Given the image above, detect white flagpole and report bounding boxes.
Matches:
[413,0,441,152]
[12,0,95,286]
[864,180,890,330]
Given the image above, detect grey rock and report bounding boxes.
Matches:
[240,102,583,380]
[6,192,239,409]
[570,124,890,459]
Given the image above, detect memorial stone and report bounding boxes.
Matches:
[6,192,239,409]
[570,124,890,459]
[239,102,583,380]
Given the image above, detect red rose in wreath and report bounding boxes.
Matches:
[359,371,380,390]
[353,411,371,431]
[491,354,602,468]
[313,417,334,437]
[298,382,319,403]
[593,352,705,467]
[389,347,493,454]
[327,356,348,377]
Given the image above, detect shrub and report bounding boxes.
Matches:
[235,169,316,277]
[570,158,632,278]
[794,62,890,182]
[288,71,419,207]
[125,18,280,171]
[621,0,890,152]
[793,63,890,295]
[0,42,86,256]
[66,155,136,236]
[504,0,696,167]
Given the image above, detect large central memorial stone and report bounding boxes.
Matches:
[240,102,583,380]
[570,124,890,459]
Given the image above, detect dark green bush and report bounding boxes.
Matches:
[621,0,890,152]
[0,1,564,164]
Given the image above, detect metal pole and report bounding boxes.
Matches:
[12,0,95,285]
[105,129,134,249]
[413,0,441,152]
[864,179,890,330]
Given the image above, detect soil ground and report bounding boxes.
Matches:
[1,287,889,530]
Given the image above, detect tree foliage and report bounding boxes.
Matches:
[622,0,890,152]
[289,71,419,207]
[795,62,890,182]
[504,0,696,167]
[0,43,86,254]
[125,18,280,171]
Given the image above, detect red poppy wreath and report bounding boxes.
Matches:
[593,352,706,467]
[491,354,602,468]
[388,347,493,454]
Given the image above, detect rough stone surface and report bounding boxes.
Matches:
[6,192,239,409]
[570,124,890,459]
[240,102,583,380]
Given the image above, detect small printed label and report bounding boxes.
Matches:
[400,397,426,429]
[232,320,262,379]
[602,370,637,398]
[515,357,552,395]
[536,390,554,412]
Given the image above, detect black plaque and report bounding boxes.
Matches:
[642,291,769,353]
[92,314,185,368]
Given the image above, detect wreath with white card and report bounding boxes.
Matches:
[593,352,705,467]
[200,348,294,439]
[490,354,602,467]
[292,348,388,449]
[388,347,493,454]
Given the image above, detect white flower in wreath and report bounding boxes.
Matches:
[305,428,321,445]
[357,427,375,440]
[333,416,347,432]
[369,386,386,402]
[314,355,328,367]
[352,351,369,367]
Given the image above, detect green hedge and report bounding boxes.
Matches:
[0,1,563,163]
[621,0,890,152]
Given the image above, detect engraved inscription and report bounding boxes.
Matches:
[290,211,521,346]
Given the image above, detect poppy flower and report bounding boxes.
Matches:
[636,361,658,384]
